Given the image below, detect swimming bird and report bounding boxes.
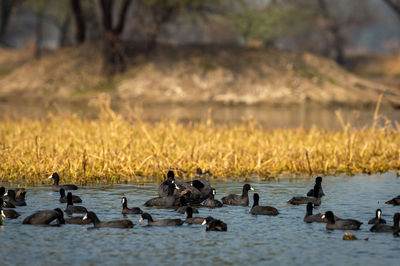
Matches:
[48,172,78,192]
[185,207,205,225]
[83,211,134,228]
[4,190,26,206]
[23,208,65,225]
[303,202,327,223]
[322,211,362,230]
[189,179,213,202]
[250,193,279,216]
[370,213,400,233]
[158,170,176,197]
[288,184,321,206]
[202,188,223,208]
[0,187,16,208]
[221,184,254,206]
[306,176,325,197]
[145,182,179,207]
[139,212,183,226]
[121,197,143,214]
[368,209,386,224]
[202,216,227,231]
[385,195,400,206]
[0,199,20,219]
[65,192,87,214]
[59,188,82,203]
[175,194,199,214]
[65,216,93,225]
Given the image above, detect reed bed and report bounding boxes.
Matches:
[0,102,399,184]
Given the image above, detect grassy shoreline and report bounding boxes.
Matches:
[0,103,399,185]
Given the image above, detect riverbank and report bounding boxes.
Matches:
[0,44,399,107]
[1,103,399,184]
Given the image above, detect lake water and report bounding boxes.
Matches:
[1,173,399,265]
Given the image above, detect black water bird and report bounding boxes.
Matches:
[83,211,134,228]
[145,182,179,207]
[49,172,78,192]
[202,216,227,231]
[59,188,82,203]
[250,193,279,216]
[65,192,87,214]
[322,211,362,230]
[185,207,205,225]
[288,184,321,206]
[176,194,199,214]
[65,216,92,225]
[306,176,324,197]
[0,187,16,208]
[221,184,254,206]
[158,170,176,197]
[139,212,183,226]
[385,195,400,206]
[368,209,386,224]
[121,197,143,214]
[4,190,26,206]
[370,213,400,233]
[23,208,65,225]
[0,199,20,219]
[202,188,223,208]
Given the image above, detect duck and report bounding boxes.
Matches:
[250,193,279,216]
[83,211,134,228]
[23,208,65,225]
[121,197,143,214]
[189,179,213,202]
[48,172,78,192]
[370,213,400,233]
[0,187,16,208]
[145,182,179,207]
[4,190,26,206]
[139,212,183,226]
[221,184,254,206]
[65,192,87,214]
[322,211,362,230]
[158,170,176,197]
[0,199,20,219]
[59,188,82,203]
[303,202,329,223]
[288,184,321,206]
[65,216,92,225]
[202,188,223,208]
[368,209,386,224]
[202,216,227,231]
[306,176,325,197]
[185,207,205,225]
[385,195,400,206]
[175,194,199,214]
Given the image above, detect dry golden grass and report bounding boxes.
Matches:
[0,100,399,184]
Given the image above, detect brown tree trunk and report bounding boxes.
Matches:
[71,0,86,44]
[35,11,43,59]
[59,15,72,47]
[0,0,13,45]
[99,0,132,74]
[318,0,346,65]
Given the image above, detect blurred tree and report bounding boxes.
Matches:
[99,0,132,74]
[232,2,306,46]
[0,0,24,46]
[71,0,85,44]
[382,0,400,18]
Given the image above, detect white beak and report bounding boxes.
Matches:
[139,217,143,223]
[175,184,179,190]
[3,192,8,196]
[83,214,88,220]
[48,175,53,179]
[378,211,381,219]
[321,215,325,219]
[201,219,207,225]
[1,210,5,218]
[250,187,254,191]
[171,180,175,184]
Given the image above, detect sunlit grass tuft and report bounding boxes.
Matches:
[0,100,399,184]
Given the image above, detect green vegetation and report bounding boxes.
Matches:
[0,100,398,185]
